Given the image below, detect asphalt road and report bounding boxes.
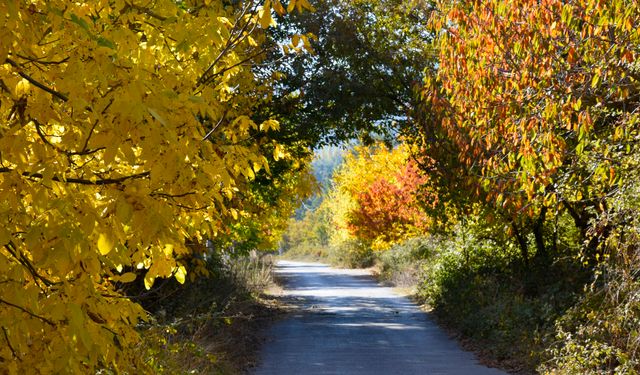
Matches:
[252,260,507,375]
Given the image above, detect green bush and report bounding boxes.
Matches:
[378,236,441,287]
[541,248,640,374]
[413,223,584,371]
[328,238,374,268]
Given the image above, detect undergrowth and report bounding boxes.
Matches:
[127,255,277,374]
[376,223,588,373]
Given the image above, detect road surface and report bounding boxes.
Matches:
[252,261,506,375]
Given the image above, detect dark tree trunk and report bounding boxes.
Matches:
[533,206,547,262]
[512,222,529,268]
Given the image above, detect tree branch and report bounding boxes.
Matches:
[0,167,150,185]
[0,298,55,326]
[201,113,226,141]
[3,243,57,288]
[2,327,19,360]
[5,58,68,102]
[13,53,69,66]
[32,119,105,156]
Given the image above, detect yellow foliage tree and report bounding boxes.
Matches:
[328,143,422,251]
[0,0,311,372]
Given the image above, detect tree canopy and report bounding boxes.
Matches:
[0,0,313,372]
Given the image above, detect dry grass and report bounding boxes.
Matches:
[135,256,287,374]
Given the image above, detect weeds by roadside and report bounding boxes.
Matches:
[130,255,281,374]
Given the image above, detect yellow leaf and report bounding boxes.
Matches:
[147,107,168,126]
[0,227,11,245]
[273,0,286,15]
[144,274,155,290]
[97,233,114,255]
[246,166,255,179]
[287,0,296,13]
[15,79,31,96]
[174,265,186,284]
[164,243,174,256]
[273,143,287,160]
[260,1,273,29]
[296,0,315,12]
[118,272,137,283]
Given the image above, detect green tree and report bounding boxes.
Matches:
[262,0,434,145]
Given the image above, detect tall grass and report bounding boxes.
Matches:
[134,255,277,374]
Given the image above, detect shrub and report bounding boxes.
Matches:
[378,236,440,287]
[328,238,374,268]
[414,223,583,371]
[134,255,276,374]
[542,241,640,374]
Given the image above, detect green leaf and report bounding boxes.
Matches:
[70,13,90,31]
[97,37,116,49]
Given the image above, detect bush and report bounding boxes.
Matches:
[328,238,374,268]
[133,255,276,374]
[281,243,329,260]
[413,223,584,372]
[228,255,275,293]
[542,244,640,374]
[377,236,440,287]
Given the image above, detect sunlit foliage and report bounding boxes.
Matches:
[0,0,312,372]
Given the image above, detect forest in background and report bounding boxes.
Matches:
[1,0,639,373]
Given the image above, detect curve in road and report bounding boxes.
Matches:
[252,260,507,375]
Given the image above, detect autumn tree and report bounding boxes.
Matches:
[325,143,430,251]
[0,0,313,372]
[412,0,640,263]
[348,160,430,248]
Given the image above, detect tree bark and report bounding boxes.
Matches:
[533,206,547,262]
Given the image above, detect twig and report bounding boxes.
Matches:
[0,298,55,326]
[2,327,19,360]
[5,58,68,101]
[202,114,226,141]
[0,167,150,185]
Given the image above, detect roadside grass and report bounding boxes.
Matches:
[131,256,283,374]
[375,233,587,374]
[278,244,330,263]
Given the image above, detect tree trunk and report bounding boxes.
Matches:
[512,222,529,267]
[533,206,547,262]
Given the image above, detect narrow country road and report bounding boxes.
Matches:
[252,261,507,375]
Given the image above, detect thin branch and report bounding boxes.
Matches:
[2,327,19,360]
[0,298,55,326]
[13,53,69,66]
[201,114,226,141]
[128,3,168,21]
[151,191,197,198]
[195,0,260,88]
[32,119,105,156]
[202,47,270,87]
[81,118,102,154]
[3,243,56,288]
[5,58,68,102]
[0,167,150,185]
